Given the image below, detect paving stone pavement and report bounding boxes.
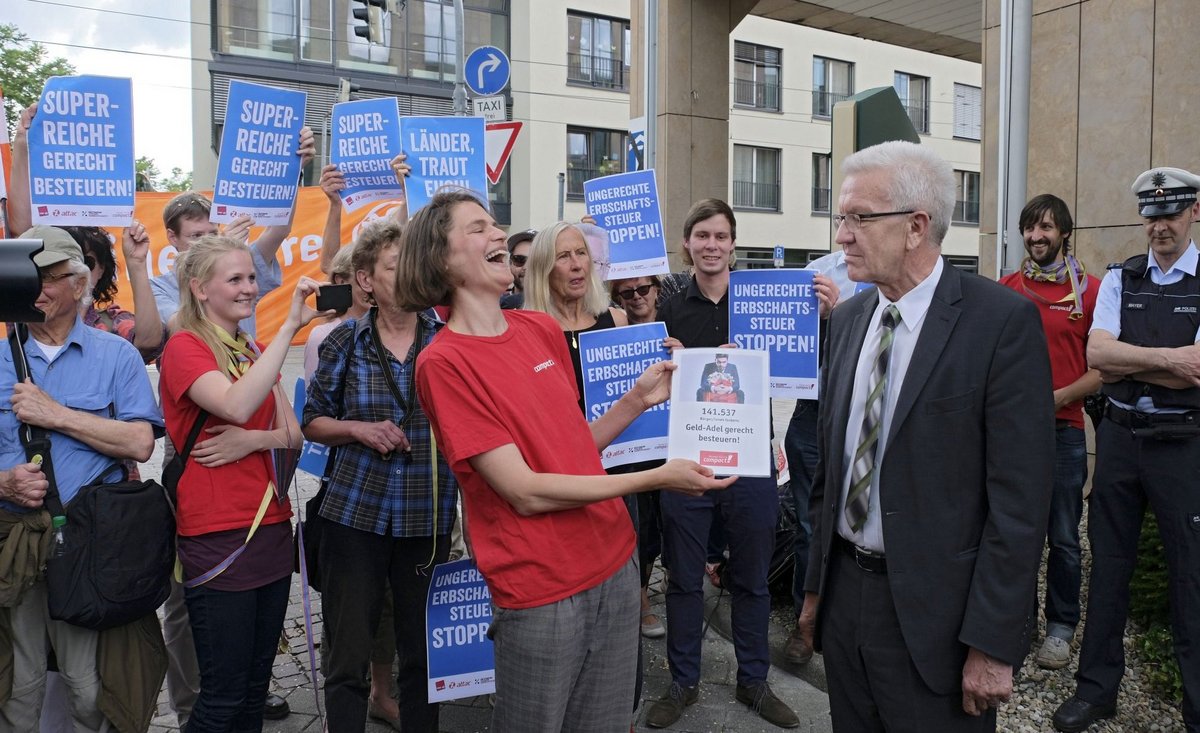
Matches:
[137,355,829,732]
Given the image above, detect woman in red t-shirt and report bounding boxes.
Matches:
[159,235,326,733]
[395,190,735,732]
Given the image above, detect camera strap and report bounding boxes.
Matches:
[6,322,66,518]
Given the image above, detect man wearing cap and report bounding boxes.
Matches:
[999,194,1100,671]
[500,228,535,309]
[0,227,162,731]
[1053,168,1200,733]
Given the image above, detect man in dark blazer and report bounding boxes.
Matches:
[798,141,1056,731]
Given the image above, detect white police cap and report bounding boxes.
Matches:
[1131,167,1200,217]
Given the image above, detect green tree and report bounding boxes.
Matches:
[135,156,193,192]
[161,167,193,192]
[0,23,75,136]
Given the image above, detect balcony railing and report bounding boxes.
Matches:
[811,187,831,213]
[567,53,628,90]
[734,78,781,111]
[812,90,851,119]
[902,103,930,133]
[952,199,980,224]
[733,180,780,211]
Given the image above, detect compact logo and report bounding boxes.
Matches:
[699,450,738,468]
[533,358,556,373]
[216,205,228,215]
[1125,302,1145,310]
[1174,306,1198,314]
[37,206,49,216]
[435,679,446,691]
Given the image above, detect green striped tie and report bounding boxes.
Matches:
[845,305,901,533]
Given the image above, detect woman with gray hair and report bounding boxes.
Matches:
[522,221,627,410]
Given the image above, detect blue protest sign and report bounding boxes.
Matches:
[578,323,670,468]
[291,379,333,477]
[426,559,495,702]
[583,170,669,279]
[331,97,403,212]
[28,75,135,226]
[212,80,306,225]
[400,116,488,214]
[464,46,510,96]
[855,281,875,295]
[626,116,645,171]
[729,269,821,400]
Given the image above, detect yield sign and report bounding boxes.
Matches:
[485,121,522,185]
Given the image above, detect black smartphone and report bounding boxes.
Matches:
[315,283,352,312]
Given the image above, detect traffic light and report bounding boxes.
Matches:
[351,0,387,44]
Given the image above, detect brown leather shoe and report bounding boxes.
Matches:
[645,682,699,728]
[736,682,799,729]
[784,623,813,665]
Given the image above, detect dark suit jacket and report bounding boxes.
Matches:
[804,260,1055,695]
[699,362,741,395]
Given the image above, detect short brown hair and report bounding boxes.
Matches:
[163,191,212,233]
[351,219,403,278]
[394,189,487,311]
[680,198,736,267]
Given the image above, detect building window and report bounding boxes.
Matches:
[732,145,780,212]
[215,1,510,82]
[217,0,298,60]
[734,41,781,111]
[811,153,831,213]
[812,56,853,119]
[953,170,980,224]
[567,126,627,198]
[894,72,930,134]
[953,83,982,141]
[567,11,630,91]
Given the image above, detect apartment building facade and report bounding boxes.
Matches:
[192,1,981,268]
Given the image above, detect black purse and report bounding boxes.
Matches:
[7,324,176,631]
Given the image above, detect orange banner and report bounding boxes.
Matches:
[101,187,404,345]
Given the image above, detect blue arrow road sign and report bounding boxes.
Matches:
[465,46,510,96]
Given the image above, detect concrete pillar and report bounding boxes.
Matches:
[631,0,755,264]
[980,0,1200,277]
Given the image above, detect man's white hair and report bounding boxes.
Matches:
[65,258,94,312]
[842,141,955,245]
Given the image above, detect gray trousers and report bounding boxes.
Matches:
[0,582,109,733]
[490,555,639,733]
[162,574,201,727]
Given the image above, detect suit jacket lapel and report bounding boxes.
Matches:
[884,261,962,454]
[829,293,877,482]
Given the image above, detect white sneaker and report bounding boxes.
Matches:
[1036,636,1072,670]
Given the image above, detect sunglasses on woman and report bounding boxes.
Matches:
[509,254,528,267]
[616,284,655,301]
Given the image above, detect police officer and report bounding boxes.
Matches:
[1053,167,1200,733]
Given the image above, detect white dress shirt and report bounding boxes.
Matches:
[838,257,944,553]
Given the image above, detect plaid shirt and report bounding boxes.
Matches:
[302,309,457,537]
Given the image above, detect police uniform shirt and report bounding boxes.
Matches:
[1090,240,1200,412]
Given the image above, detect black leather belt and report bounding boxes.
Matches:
[835,535,887,574]
[1106,404,1200,429]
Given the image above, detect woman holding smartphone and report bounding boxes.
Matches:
[159,235,326,733]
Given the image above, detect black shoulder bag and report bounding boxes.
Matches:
[6,323,181,631]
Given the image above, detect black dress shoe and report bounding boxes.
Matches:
[1052,696,1116,732]
[263,692,290,720]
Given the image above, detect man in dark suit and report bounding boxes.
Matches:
[798,141,1055,731]
[697,353,742,402]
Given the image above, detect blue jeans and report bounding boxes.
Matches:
[784,400,819,614]
[184,575,291,733]
[1044,425,1087,639]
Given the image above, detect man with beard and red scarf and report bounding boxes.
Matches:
[999,194,1100,671]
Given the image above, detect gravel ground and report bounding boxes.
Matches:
[767,512,1186,732]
